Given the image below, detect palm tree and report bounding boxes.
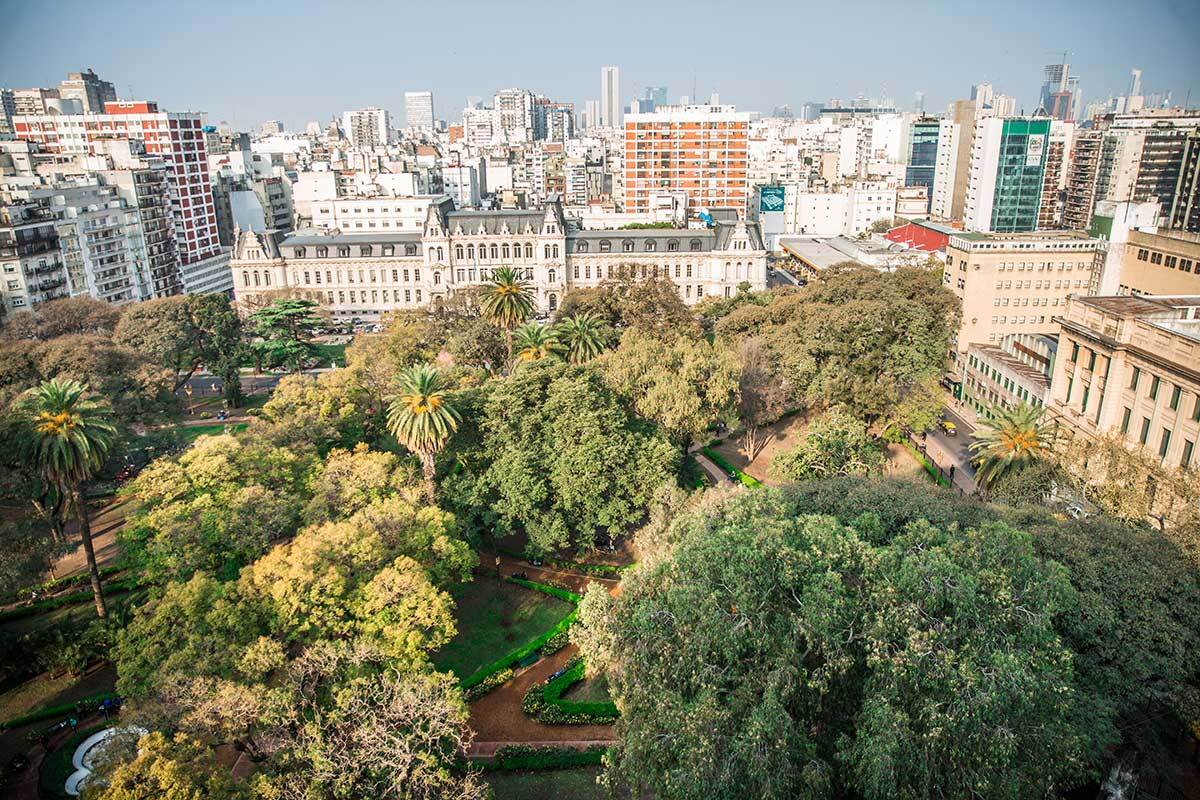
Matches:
[480,267,535,363]
[387,364,461,499]
[15,379,117,618]
[556,313,607,365]
[513,323,562,362]
[968,401,1053,490]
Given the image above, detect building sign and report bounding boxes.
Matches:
[1025,134,1045,166]
[759,185,785,212]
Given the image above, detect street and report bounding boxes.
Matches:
[920,405,979,493]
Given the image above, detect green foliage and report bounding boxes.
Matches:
[481,267,535,353]
[0,691,118,730]
[578,487,1093,800]
[445,360,678,555]
[988,457,1063,507]
[539,627,572,657]
[387,364,462,496]
[559,274,699,336]
[701,447,762,487]
[555,312,609,365]
[251,369,376,453]
[602,329,741,450]
[969,401,1054,489]
[460,588,580,691]
[248,298,324,372]
[0,577,139,623]
[768,411,883,482]
[82,731,256,800]
[463,668,514,701]
[505,576,582,603]
[513,322,563,362]
[487,744,608,771]
[522,657,619,724]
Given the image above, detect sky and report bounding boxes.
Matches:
[2,0,1198,131]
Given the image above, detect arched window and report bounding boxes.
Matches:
[253,271,260,287]
[434,272,441,285]
[405,243,417,256]
[544,244,551,259]
[436,247,444,260]
[600,240,611,253]
[467,244,475,259]
[360,245,372,257]
[490,244,498,259]
[690,239,701,251]
[455,245,464,260]
[667,240,679,252]
[623,239,634,252]
[645,240,656,251]
[524,244,533,259]
[548,293,558,311]
[295,247,306,258]
[316,246,328,257]
[552,245,559,259]
[242,272,250,287]
[548,269,556,284]
[502,243,510,258]
[576,241,588,253]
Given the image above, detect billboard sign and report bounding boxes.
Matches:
[759,185,785,213]
[1025,134,1045,166]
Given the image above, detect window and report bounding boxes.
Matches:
[1087,350,1096,371]
[1159,428,1172,458]
[414,269,420,281]
[1170,385,1181,411]
[338,246,350,257]
[1183,439,1195,468]
[576,241,588,253]
[1150,251,1163,265]
[1136,248,1148,261]
[1193,395,1200,422]
[1149,376,1160,400]
[1129,367,1140,390]
[600,240,611,253]
[1139,417,1150,445]
[295,247,306,258]
[690,240,701,251]
[524,244,533,259]
[544,244,551,259]
[645,240,656,251]
[552,245,559,259]
[668,240,679,252]
[316,246,328,258]
[503,243,511,258]
[623,239,634,252]
[432,272,439,285]
[406,244,418,256]
[548,269,556,283]
[467,245,475,259]
[548,293,558,311]
[1070,342,1079,362]
[456,245,464,259]
[360,245,372,257]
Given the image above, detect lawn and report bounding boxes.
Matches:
[0,589,145,635]
[173,422,249,445]
[563,673,612,704]
[485,767,606,800]
[433,578,573,680]
[312,342,348,367]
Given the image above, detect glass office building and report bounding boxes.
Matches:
[990,118,1050,232]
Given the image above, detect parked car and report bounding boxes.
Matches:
[938,420,957,436]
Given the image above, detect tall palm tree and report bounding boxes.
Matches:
[480,267,535,363]
[387,364,461,499]
[15,379,117,618]
[513,323,563,362]
[968,401,1053,490]
[556,312,607,365]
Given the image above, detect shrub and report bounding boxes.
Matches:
[463,668,513,701]
[1,692,118,730]
[0,577,140,624]
[539,628,572,657]
[702,447,762,488]
[488,744,608,771]
[460,609,577,690]
[523,657,619,724]
[504,576,580,603]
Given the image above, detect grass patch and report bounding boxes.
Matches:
[0,673,80,724]
[702,447,763,488]
[173,422,249,445]
[311,342,348,367]
[904,442,952,488]
[39,719,107,799]
[484,766,606,799]
[0,588,145,634]
[434,578,572,681]
[563,673,611,703]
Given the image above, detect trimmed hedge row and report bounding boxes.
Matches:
[459,578,580,692]
[539,627,572,658]
[0,578,141,624]
[486,744,608,771]
[702,447,763,488]
[523,657,619,724]
[2,565,123,605]
[464,668,513,701]
[0,692,118,730]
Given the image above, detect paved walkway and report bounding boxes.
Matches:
[692,451,733,486]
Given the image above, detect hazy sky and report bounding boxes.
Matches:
[2,0,1198,130]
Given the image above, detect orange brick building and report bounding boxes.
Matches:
[623,105,749,214]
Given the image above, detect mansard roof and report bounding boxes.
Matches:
[232,227,285,260]
[446,210,543,236]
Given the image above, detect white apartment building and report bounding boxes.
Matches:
[600,66,620,129]
[0,198,70,317]
[494,89,533,144]
[443,165,480,208]
[930,120,961,220]
[231,198,767,320]
[404,92,434,129]
[782,179,898,237]
[462,107,501,149]
[341,107,392,148]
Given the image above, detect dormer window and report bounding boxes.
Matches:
[667,240,679,252]
[295,247,306,258]
[645,240,657,252]
[600,240,611,253]
[689,239,701,251]
[338,246,350,258]
[576,241,588,253]
[316,246,328,258]
[623,240,634,252]
[382,245,395,257]
[360,245,372,257]
[404,244,417,256]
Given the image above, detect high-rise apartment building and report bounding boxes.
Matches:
[495,88,534,144]
[1036,121,1075,230]
[600,66,621,129]
[943,230,1103,351]
[12,88,59,117]
[12,100,228,293]
[0,198,70,319]
[57,69,117,113]
[0,90,15,135]
[1062,129,1104,231]
[341,107,392,148]
[904,117,941,212]
[583,100,600,131]
[964,117,1051,233]
[930,119,961,220]
[623,104,750,215]
[945,99,979,220]
[1040,61,1075,121]
[404,91,435,129]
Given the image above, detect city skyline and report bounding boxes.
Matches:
[2,0,1197,130]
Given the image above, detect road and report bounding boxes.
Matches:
[920,405,979,493]
[179,367,336,399]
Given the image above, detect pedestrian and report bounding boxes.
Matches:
[69,717,77,733]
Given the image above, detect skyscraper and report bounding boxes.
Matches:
[405,91,434,129]
[57,69,116,113]
[600,66,620,128]
[341,107,392,147]
[964,117,1051,233]
[1040,61,1074,121]
[971,83,994,107]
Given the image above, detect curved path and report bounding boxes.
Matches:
[466,557,620,751]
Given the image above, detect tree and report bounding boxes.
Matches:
[83,731,255,800]
[444,316,506,372]
[479,266,534,363]
[1,296,121,341]
[577,487,1090,800]
[601,328,741,451]
[251,370,376,453]
[115,294,246,404]
[968,401,1054,490]
[735,337,789,460]
[387,364,461,499]
[512,322,562,362]
[769,411,883,482]
[559,274,698,336]
[445,360,678,555]
[1055,431,1200,538]
[13,379,117,618]
[555,312,608,365]
[248,299,324,373]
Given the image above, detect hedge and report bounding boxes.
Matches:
[2,565,123,605]
[0,578,141,624]
[459,578,580,691]
[701,447,763,488]
[464,668,513,701]
[523,657,619,724]
[0,692,118,730]
[538,627,572,658]
[486,744,608,771]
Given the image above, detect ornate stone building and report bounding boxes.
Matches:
[230,198,767,320]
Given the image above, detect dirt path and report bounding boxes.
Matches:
[49,497,129,580]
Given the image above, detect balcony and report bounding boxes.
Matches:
[0,237,58,258]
